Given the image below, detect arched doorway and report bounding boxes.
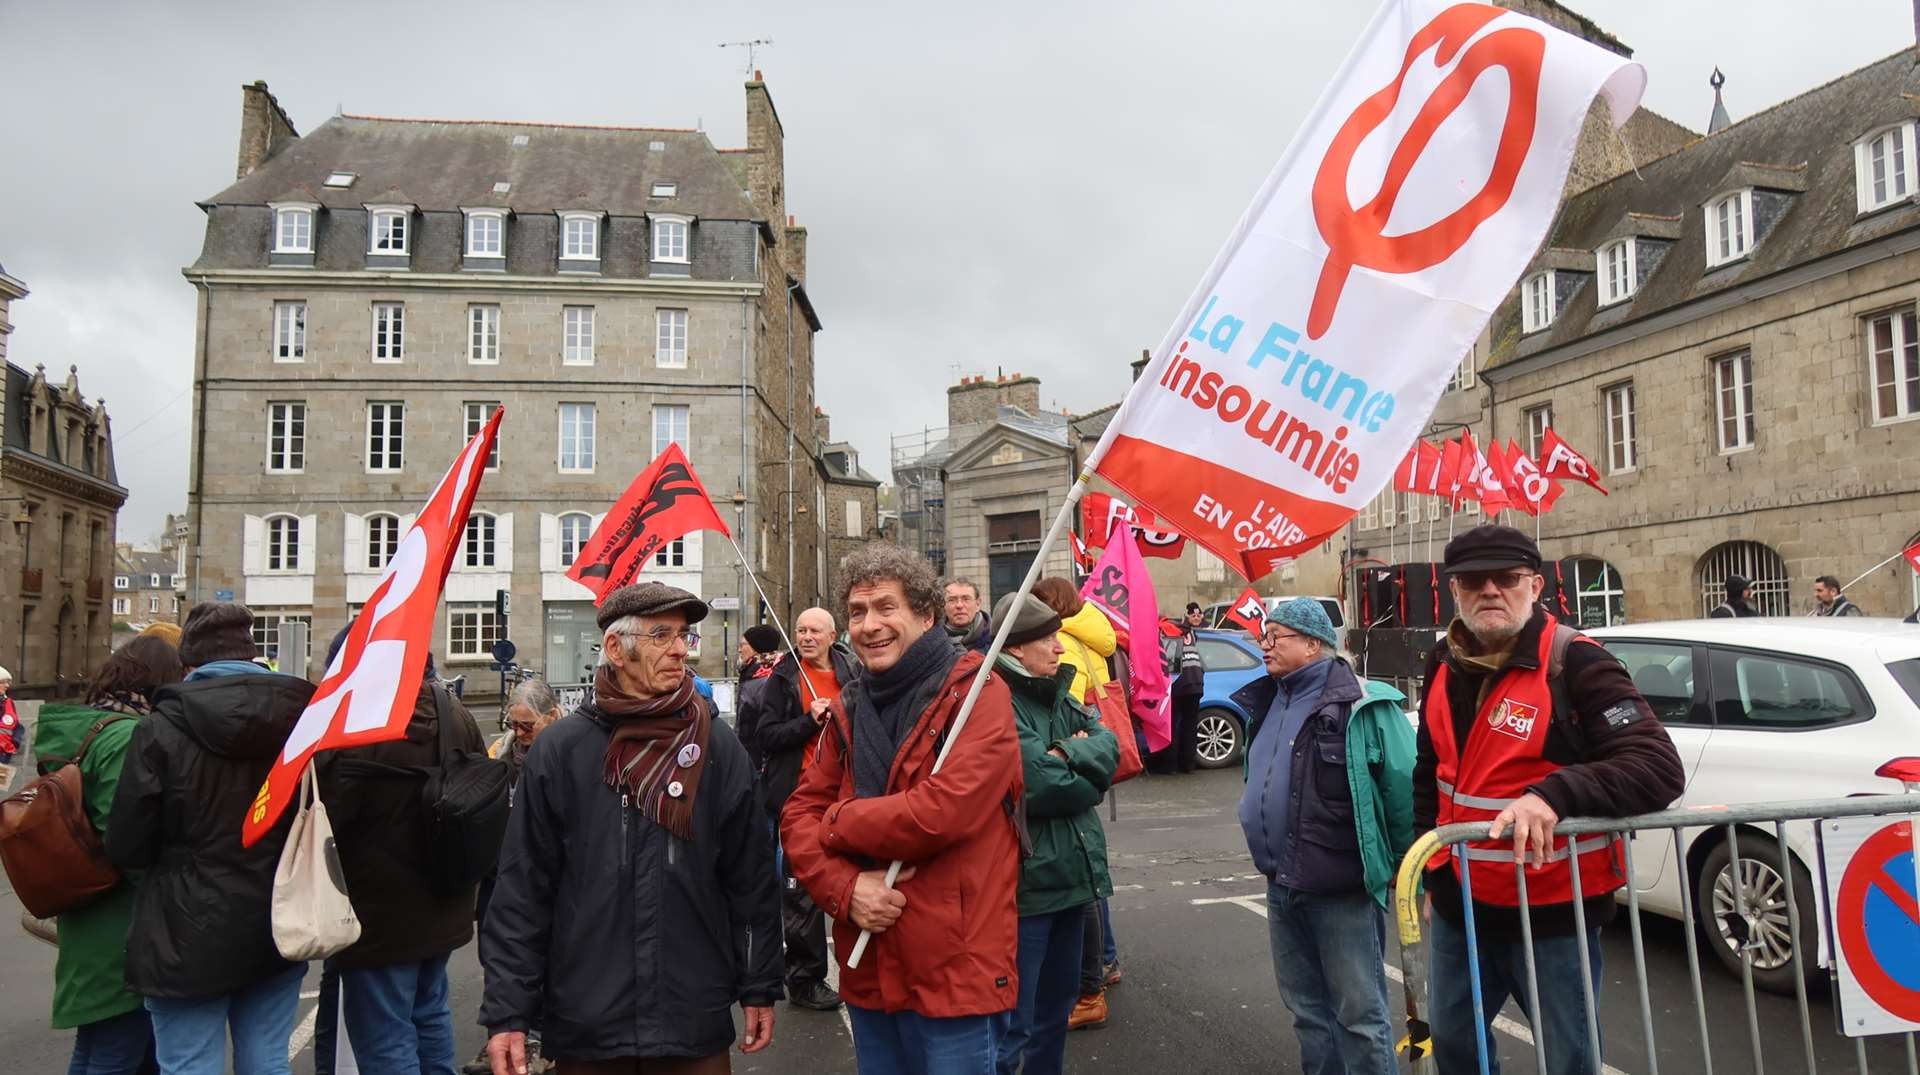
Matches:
[1697,541,1790,616]
[1563,557,1626,628]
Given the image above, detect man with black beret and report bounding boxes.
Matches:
[481,582,782,1074]
[1415,525,1682,1075]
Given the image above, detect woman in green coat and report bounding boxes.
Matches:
[989,592,1119,1075]
[33,635,183,1074]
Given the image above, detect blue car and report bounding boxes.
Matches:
[1160,628,1269,768]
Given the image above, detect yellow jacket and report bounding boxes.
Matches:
[1057,603,1117,700]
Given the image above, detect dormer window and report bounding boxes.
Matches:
[368,206,410,255]
[1596,239,1636,306]
[560,212,601,260]
[1521,271,1556,333]
[1705,190,1754,267]
[465,209,506,259]
[271,204,315,254]
[1856,122,1916,214]
[652,215,690,263]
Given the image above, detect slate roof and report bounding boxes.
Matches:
[1070,402,1119,442]
[116,550,176,585]
[203,115,764,222]
[822,442,881,486]
[1488,49,1920,374]
[2,364,124,489]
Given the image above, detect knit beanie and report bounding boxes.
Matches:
[743,624,785,654]
[177,602,258,666]
[1266,597,1338,648]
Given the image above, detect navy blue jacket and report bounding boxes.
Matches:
[1232,660,1365,894]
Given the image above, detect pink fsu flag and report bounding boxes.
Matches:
[242,409,504,846]
[1080,520,1173,752]
[1087,0,1644,579]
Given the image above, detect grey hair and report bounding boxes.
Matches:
[839,542,942,621]
[600,614,645,664]
[508,676,561,716]
[939,576,980,600]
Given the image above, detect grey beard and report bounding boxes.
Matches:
[1469,616,1525,646]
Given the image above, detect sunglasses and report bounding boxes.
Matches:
[1454,569,1538,591]
[508,720,538,732]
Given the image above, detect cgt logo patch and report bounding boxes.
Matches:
[1486,699,1540,742]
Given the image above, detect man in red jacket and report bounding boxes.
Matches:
[782,543,1023,1073]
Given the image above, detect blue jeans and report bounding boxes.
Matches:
[848,1005,1007,1075]
[1427,911,1604,1075]
[335,955,456,1074]
[997,907,1085,1075]
[1265,883,1396,1075]
[67,1007,155,1075]
[1100,897,1117,966]
[144,963,305,1075]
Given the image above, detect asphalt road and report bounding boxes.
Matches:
[3,766,1915,1073]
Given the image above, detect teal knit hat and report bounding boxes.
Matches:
[1267,598,1337,647]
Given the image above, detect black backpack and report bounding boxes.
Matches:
[420,686,511,894]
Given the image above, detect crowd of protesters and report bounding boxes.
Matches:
[3,521,1709,1075]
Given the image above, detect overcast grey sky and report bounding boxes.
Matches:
[2,0,1909,544]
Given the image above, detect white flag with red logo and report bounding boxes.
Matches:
[1222,587,1267,634]
[242,409,505,846]
[1086,0,1643,578]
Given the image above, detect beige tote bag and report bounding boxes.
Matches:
[271,764,361,960]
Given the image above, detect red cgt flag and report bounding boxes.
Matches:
[243,407,504,847]
[1222,586,1267,633]
[567,443,731,604]
[1539,427,1608,495]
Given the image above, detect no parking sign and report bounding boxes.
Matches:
[1819,816,1920,1037]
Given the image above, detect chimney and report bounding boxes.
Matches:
[744,78,787,251]
[785,213,808,284]
[1130,347,1152,382]
[236,81,299,181]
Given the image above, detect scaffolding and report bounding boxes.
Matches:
[891,424,980,577]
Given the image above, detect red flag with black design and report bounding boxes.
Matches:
[567,443,731,604]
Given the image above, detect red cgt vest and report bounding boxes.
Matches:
[1427,615,1625,907]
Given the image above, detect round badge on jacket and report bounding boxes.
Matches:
[677,743,701,768]
[667,780,685,798]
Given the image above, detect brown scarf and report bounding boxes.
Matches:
[596,663,711,841]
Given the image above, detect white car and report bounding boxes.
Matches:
[1585,617,1920,993]
[1200,594,1347,652]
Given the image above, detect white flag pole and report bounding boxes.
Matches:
[720,532,819,704]
[844,467,1094,968]
[1844,549,1907,594]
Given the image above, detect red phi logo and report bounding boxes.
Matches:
[1307,3,1545,339]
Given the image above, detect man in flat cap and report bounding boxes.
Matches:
[1415,525,1681,1075]
[481,582,783,1075]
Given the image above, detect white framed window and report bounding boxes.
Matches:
[1705,190,1754,267]
[652,403,689,455]
[252,609,313,662]
[366,401,404,473]
[1359,496,1379,530]
[654,537,687,568]
[559,512,592,567]
[1522,271,1556,333]
[448,602,502,660]
[469,305,500,364]
[1447,350,1476,392]
[148,596,160,614]
[267,402,306,473]
[656,309,688,368]
[465,402,502,470]
[266,514,301,572]
[149,574,161,587]
[846,499,863,539]
[1196,547,1225,583]
[1596,239,1636,306]
[1856,123,1917,214]
[563,306,595,365]
[651,181,678,197]
[1604,382,1637,473]
[558,403,596,473]
[113,575,129,589]
[112,597,129,615]
[1524,404,1553,461]
[1713,351,1756,453]
[1867,306,1920,425]
[273,301,306,362]
[652,215,690,262]
[464,513,498,568]
[366,512,401,570]
[272,205,315,253]
[372,303,404,362]
[560,213,600,260]
[368,208,409,254]
[323,171,356,189]
[464,209,505,258]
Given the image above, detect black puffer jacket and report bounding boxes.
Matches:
[315,682,486,970]
[479,699,782,1062]
[737,646,860,816]
[106,672,316,999]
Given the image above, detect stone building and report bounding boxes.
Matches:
[111,547,181,631]
[184,79,824,689]
[1356,48,1920,623]
[818,425,883,606]
[0,262,127,694]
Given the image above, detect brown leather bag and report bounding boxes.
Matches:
[0,714,133,918]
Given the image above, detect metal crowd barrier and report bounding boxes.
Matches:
[1392,795,1920,1075]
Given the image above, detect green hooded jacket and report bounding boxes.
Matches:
[33,703,145,1029]
[997,655,1119,918]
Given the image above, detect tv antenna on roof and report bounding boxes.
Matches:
[718,39,773,79]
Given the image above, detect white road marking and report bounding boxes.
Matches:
[826,936,854,1038]
[1192,892,1630,1075]
[288,998,318,1062]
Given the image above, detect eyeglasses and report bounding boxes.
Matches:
[1260,630,1305,648]
[1454,569,1538,592]
[508,720,537,732]
[623,627,701,647]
